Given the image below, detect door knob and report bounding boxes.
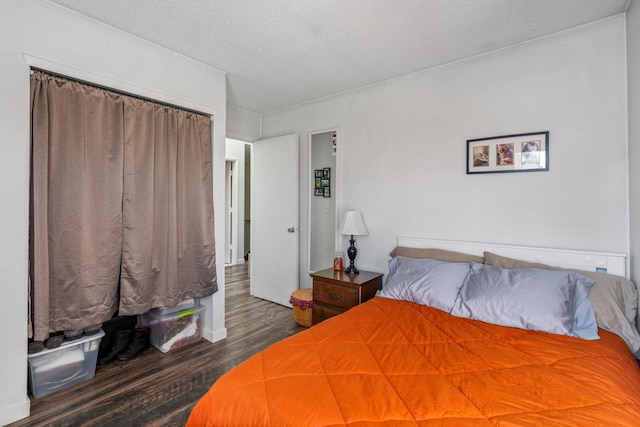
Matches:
[287,227,296,233]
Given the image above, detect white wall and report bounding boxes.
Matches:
[227,104,261,142]
[0,1,227,424]
[628,1,640,284]
[262,16,629,288]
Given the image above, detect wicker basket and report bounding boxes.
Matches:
[290,288,313,327]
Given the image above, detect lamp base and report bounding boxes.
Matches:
[345,235,359,275]
[344,264,359,275]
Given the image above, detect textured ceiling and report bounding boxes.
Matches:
[49,0,630,114]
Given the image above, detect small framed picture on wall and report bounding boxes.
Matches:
[314,168,331,196]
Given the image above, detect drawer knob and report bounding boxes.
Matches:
[325,291,341,300]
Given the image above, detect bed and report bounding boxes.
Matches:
[187,238,640,426]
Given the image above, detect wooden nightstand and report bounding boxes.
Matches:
[311,268,383,325]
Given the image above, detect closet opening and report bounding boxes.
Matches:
[28,69,218,359]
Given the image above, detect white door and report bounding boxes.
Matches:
[251,134,299,306]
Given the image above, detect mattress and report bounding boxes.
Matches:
[187,296,640,426]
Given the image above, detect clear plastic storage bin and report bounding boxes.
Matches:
[149,298,200,316]
[28,330,104,398]
[139,305,205,353]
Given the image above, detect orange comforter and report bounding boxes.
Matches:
[187,297,640,426]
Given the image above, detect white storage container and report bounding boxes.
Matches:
[139,305,204,353]
[28,330,104,398]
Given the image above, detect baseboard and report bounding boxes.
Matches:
[0,395,30,426]
[203,327,227,344]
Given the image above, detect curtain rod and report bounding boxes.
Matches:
[30,67,212,118]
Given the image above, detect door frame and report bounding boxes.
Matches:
[307,128,341,273]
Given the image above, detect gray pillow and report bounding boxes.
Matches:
[484,251,640,356]
[451,263,598,339]
[380,257,472,313]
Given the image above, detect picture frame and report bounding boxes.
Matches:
[467,131,549,174]
[332,132,337,156]
[313,167,331,197]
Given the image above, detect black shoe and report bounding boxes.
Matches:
[99,329,133,365]
[117,328,150,361]
[98,316,137,360]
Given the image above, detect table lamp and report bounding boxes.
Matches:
[340,211,368,274]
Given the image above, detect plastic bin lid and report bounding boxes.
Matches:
[27,329,105,359]
[142,304,205,322]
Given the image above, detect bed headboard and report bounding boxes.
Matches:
[396,237,628,278]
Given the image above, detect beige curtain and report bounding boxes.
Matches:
[119,98,217,314]
[29,71,217,341]
[30,71,124,340]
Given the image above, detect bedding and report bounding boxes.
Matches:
[450,263,599,340]
[484,251,640,357]
[379,257,472,312]
[389,246,484,263]
[188,250,640,426]
[383,255,600,341]
[188,296,640,426]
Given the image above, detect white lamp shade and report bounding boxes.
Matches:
[341,211,368,236]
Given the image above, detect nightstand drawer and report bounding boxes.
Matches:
[313,280,358,309]
[312,303,344,324]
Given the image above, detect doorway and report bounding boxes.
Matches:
[227,133,299,307]
[224,160,235,265]
[225,138,251,266]
[308,130,339,273]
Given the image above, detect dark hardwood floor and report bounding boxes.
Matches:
[10,263,305,427]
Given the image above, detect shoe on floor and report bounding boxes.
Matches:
[99,329,133,365]
[117,328,150,361]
